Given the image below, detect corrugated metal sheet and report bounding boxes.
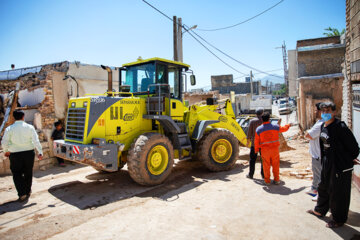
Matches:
[298,73,343,80]
[0,66,42,81]
[297,43,345,52]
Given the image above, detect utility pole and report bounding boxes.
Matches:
[266,80,269,94]
[173,16,178,61]
[177,18,183,62]
[281,41,289,96]
[250,70,253,97]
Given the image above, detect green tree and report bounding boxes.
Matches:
[272,83,286,96]
[323,27,345,37]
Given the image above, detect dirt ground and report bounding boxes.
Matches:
[0,110,359,240]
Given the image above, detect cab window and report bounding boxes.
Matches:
[124,63,155,93]
[168,67,180,99]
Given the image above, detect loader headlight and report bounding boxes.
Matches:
[71,102,76,108]
[83,101,88,107]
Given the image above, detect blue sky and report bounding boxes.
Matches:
[0,0,345,89]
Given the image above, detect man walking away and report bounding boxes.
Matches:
[307,102,359,228]
[304,102,323,201]
[246,107,264,179]
[254,112,292,185]
[2,110,43,202]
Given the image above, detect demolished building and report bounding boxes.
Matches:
[0,61,119,174]
[211,74,261,95]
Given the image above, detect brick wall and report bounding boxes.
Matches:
[184,91,219,105]
[297,48,345,77]
[213,82,260,95]
[211,75,233,88]
[296,36,340,48]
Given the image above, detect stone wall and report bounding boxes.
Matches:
[211,75,233,88]
[184,91,219,105]
[296,36,340,48]
[297,48,345,77]
[212,82,260,95]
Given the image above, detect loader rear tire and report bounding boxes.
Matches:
[127,133,174,186]
[196,129,239,171]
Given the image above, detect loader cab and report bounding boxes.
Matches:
[121,58,191,100]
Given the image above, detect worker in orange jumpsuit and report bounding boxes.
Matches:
[254,112,292,185]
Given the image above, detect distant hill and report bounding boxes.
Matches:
[258,75,285,85]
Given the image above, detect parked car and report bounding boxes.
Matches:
[278,98,289,106]
[278,103,292,115]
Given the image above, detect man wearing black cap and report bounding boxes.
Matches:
[246,107,264,179]
[307,102,359,228]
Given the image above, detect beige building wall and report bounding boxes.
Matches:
[67,63,120,97]
[52,63,121,120]
[288,50,298,97]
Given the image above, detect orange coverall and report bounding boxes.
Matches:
[254,121,290,184]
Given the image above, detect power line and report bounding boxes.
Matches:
[186,26,284,79]
[142,0,173,21]
[142,0,246,75]
[196,0,285,32]
[234,68,284,79]
[142,0,282,79]
[184,28,246,75]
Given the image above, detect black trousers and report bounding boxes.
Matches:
[248,146,264,178]
[9,150,35,197]
[315,162,352,223]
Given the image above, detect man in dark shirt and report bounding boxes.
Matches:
[307,102,359,228]
[51,121,65,167]
[246,107,264,179]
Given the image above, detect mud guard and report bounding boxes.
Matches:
[191,120,219,141]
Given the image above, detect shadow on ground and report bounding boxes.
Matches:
[47,160,246,210]
[331,224,360,239]
[33,162,85,178]
[252,178,306,195]
[0,200,36,215]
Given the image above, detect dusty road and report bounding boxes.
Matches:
[0,107,359,240]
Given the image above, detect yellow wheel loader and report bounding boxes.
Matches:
[53,58,249,185]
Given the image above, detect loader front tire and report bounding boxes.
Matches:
[127,133,174,185]
[197,129,239,171]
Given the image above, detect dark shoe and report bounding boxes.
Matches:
[18,195,28,202]
[246,174,253,179]
[306,209,323,218]
[274,180,281,185]
[326,220,344,228]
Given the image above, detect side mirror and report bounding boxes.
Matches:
[190,75,196,86]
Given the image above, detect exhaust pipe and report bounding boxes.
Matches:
[101,65,112,96]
